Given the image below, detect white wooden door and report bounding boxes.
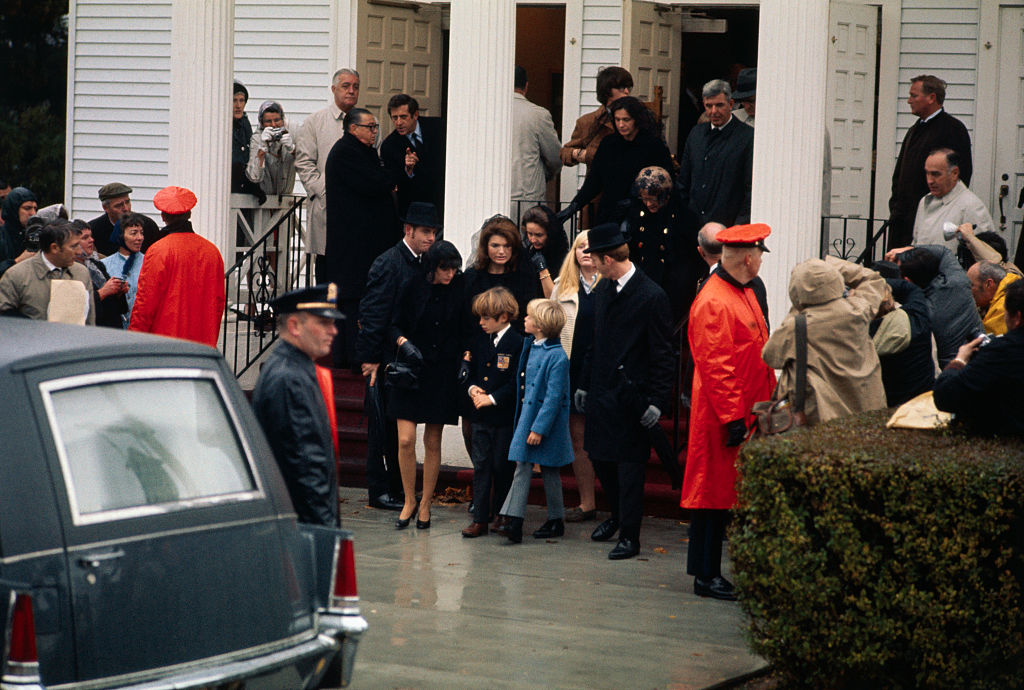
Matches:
[995,6,1024,257]
[625,1,682,154]
[357,0,444,138]
[826,1,877,221]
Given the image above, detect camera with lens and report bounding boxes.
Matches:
[23,216,47,253]
[267,127,286,141]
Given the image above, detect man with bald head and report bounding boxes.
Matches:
[295,68,361,281]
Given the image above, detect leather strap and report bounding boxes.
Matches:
[793,313,807,414]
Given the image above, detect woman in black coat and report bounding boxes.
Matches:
[520,204,568,298]
[561,96,674,225]
[462,214,540,334]
[389,241,465,530]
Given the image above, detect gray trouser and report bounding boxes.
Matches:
[500,461,565,520]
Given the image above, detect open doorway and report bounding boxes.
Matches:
[515,4,566,209]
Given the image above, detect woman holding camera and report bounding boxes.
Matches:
[246,101,296,196]
[389,240,466,530]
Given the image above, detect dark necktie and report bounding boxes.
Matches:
[491,332,498,346]
[49,268,65,279]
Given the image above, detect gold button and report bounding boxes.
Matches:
[483,376,489,381]
[485,363,491,367]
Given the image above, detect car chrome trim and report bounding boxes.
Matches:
[0,549,65,566]
[37,368,266,526]
[46,630,338,690]
[62,515,287,553]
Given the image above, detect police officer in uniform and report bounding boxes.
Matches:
[253,284,344,526]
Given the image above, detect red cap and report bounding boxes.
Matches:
[153,186,197,215]
[716,222,771,252]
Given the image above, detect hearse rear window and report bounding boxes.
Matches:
[40,369,261,524]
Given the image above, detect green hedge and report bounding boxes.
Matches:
[731,410,1024,689]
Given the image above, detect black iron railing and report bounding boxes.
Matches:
[820,215,891,265]
[222,195,309,377]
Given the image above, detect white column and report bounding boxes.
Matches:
[751,0,830,328]
[168,1,235,259]
[443,0,516,259]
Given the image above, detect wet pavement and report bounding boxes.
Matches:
[339,486,765,689]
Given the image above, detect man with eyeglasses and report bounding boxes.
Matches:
[324,108,403,368]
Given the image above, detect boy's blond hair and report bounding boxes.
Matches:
[526,298,566,339]
[472,286,519,320]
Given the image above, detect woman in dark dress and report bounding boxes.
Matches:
[560,96,674,225]
[389,241,465,530]
[462,214,541,333]
[553,230,601,521]
[521,204,569,299]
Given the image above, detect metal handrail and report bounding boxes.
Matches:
[819,215,891,265]
[222,195,309,378]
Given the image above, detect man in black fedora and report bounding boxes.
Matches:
[355,201,441,510]
[576,222,674,560]
[252,283,344,526]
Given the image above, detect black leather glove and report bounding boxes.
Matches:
[555,200,580,225]
[725,419,747,447]
[530,251,548,273]
[457,360,471,385]
[398,340,423,367]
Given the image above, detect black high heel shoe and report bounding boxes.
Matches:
[416,506,431,530]
[395,502,418,530]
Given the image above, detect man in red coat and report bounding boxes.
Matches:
[130,186,225,347]
[682,223,776,600]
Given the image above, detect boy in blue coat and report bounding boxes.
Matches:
[462,288,525,537]
[495,298,573,543]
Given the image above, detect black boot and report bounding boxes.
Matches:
[505,517,524,544]
[532,519,564,539]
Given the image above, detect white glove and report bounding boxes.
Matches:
[280,132,295,153]
[640,404,661,429]
[259,128,273,152]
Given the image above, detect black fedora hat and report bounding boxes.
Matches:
[584,222,629,253]
[402,202,442,230]
[733,68,757,101]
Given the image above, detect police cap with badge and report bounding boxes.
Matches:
[270,283,345,320]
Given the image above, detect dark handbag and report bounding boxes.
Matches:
[384,360,420,391]
[752,313,808,436]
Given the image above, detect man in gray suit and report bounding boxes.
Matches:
[0,220,95,324]
[510,66,561,222]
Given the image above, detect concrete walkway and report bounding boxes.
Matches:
[340,486,765,689]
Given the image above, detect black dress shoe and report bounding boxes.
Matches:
[694,576,737,601]
[532,519,564,539]
[395,515,411,530]
[416,518,431,529]
[369,493,405,511]
[591,518,620,542]
[608,538,640,560]
[505,517,523,544]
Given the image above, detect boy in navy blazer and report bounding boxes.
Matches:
[461,287,525,538]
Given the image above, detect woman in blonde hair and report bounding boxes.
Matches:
[552,230,600,522]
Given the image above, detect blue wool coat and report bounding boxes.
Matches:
[507,337,573,467]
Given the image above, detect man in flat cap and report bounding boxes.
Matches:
[88,182,160,256]
[252,284,343,526]
[682,223,776,601]
[129,186,225,347]
[576,222,674,560]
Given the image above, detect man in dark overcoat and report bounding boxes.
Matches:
[675,79,754,235]
[252,284,343,526]
[577,223,674,560]
[324,108,403,366]
[380,94,446,217]
[355,202,440,510]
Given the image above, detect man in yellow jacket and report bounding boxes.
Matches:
[968,260,1021,335]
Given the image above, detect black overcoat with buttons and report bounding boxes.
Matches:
[675,117,753,232]
[581,267,674,463]
[464,326,525,427]
[387,273,466,424]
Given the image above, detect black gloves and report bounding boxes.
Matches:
[457,360,471,385]
[530,251,548,273]
[725,419,748,447]
[555,200,580,225]
[398,340,423,367]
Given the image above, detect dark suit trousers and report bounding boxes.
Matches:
[591,457,646,541]
[333,297,361,369]
[365,379,402,499]
[686,509,729,579]
[469,422,515,524]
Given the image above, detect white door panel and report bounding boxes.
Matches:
[995,7,1024,260]
[627,1,682,154]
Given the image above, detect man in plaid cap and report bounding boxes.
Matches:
[129,186,225,347]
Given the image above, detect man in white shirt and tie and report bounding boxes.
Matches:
[380,94,447,217]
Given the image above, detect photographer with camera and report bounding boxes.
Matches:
[246,101,296,197]
[0,187,38,279]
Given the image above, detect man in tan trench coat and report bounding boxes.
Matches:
[762,256,889,424]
